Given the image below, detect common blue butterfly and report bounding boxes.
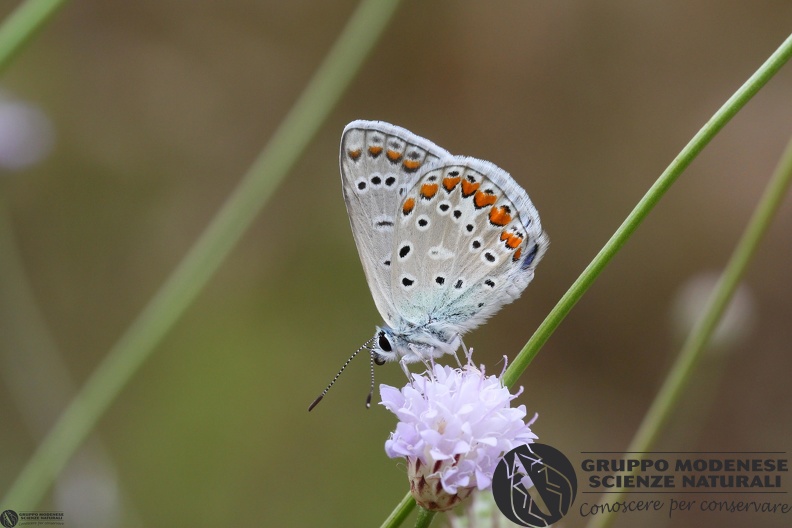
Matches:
[309,121,548,410]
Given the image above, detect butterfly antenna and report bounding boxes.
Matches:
[366,349,376,409]
[308,337,375,412]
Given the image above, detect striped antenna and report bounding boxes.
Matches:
[366,349,376,408]
[308,336,376,412]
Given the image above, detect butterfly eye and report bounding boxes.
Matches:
[378,332,393,353]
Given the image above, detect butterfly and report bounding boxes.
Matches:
[309,120,548,410]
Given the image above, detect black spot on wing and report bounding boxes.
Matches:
[522,243,539,269]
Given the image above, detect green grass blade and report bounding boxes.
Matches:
[586,133,792,528]
[0,0,68,73]
[2,0,403,508]
[502,32,792,389]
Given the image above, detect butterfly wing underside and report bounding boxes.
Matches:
[389,156,548,334]
[340,120,450,326]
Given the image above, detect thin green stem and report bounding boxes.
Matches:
[2,0,403,508]
[502,32,792,389]
[380,493,416,528]
[0,0,68,73]
[414,507,437,528]
[630,136,792,461]
[586,134,792,528]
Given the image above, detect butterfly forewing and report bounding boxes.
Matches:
[340,120,450,326]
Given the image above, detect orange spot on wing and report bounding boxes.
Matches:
[402,197,416,216]
[368,146,383,157]
[420,183,439,199]
[348,149,362,160]
[489,206,512,226]
[402,159,421,172]
[512,247,522,261]
[505,233,523,249]
[461,179,480,197]
[386,149,402,162]
[443,176,461,191]
[474,191,497,208]
[501,228,524,248]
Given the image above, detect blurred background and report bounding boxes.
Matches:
[0,1,790,527]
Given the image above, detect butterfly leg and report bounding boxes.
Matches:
[458,335,468,355]
[448,334,463,367]
[419,357,434,374]
[408,343,436,373]
[458,335,474,365]
[398,358,415,386]
[451,347,463,368]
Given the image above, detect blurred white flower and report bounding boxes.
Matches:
[0,92,54,171]
[54,448,123,528]
[380,354,537,511]
[670,271,756,352]
[446,490,523,528]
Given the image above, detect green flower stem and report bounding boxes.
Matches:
[502,32,792,389]
[0,0,68,73]
[586,133,792,528]
[382,31,792,528]
[380,493,416,528]
[1,0,403,508]
[414,507,437,528]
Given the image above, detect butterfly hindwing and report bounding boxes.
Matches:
[340,120,450,326]
[390,156,548,333]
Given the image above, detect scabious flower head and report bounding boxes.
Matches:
[380,355,537,511]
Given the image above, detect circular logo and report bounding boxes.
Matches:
[492,443,577,527]
[0,510,18,528]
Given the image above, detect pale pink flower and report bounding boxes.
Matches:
[380,357,537,511]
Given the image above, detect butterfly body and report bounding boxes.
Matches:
[340,120,548,365]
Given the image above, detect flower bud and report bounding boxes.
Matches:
[408,455,474,511]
